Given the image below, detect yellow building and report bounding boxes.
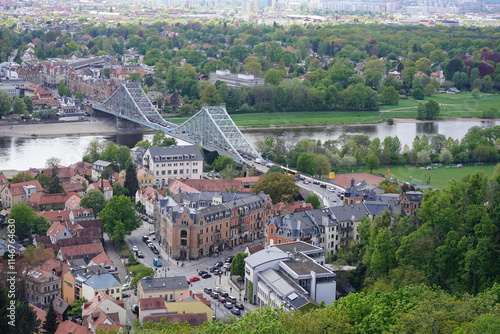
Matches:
[137,276,189,301]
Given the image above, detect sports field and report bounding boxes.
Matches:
[346,163,497,189]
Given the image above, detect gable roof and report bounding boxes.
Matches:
[139,276,189,292]
[89,252,113,266]
[84,273,121,290]
[59,243,104,260]
[6,180,43,196]
[83,292,125,313]
[55,320,91,334]
[139,296,165,310]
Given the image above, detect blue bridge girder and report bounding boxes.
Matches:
[94,83,262,164]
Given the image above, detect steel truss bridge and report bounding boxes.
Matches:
[94,83,262,164]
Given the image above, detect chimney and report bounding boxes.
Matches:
[350,177,354,188]
[98,270,100,275]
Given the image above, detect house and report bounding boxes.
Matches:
[398,191,423,217]
[135,186,163,217]
[82,292,126,333]
[170,178,250,193]
[130,146,146,165]
[143,145,203,188]
[62,265,119,304]
[47,221,73,244]
[58,243,105,262]
[23,267,61,309]
[1,180,42,208]
[65,194,82,210]
[244,241,336,308]
[28,192,79,211]
[139,290,213,325]
[55,320,91,334]
[91,160,112,181]
[208,70,265,88]
[39,208,95,223]
[137,276,189,300]
[86,179,113,200]
[69,161,93,179]
[136,168,155,188]
[82,273,122,301]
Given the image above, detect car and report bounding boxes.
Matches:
[302,180,309,184]
[320,184,327,188]
[223,263,231,270]
[209,267,216,273]
[153,258,162,267]
[214,261,224,267]
[457,164,463,168]
[332,198,337,202]
[313,181,320,185]
[225,256,234,263]
[198,270,208,276]
[201,272,212,279]
[136,251,144,258]
[122,292,131,298]
[131,304,139,315]
[213,269,222,276]
[220,291,229,298]
[204,287,212,294]
[132,245,138,252]
[189,276,200,282]
[142,235,150,243]
[231,308,241,316]
[213,286,223,293]
[211,292,219,299]
[227,296,237,304]
[122,284,130,290]
[234,303,244,310]
[224,302,233,309]
[218,297,227,303]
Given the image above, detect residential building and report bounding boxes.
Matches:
[398,191,423,217]
[169,178,252,193]
[24,267,61,309]
[209,70,265,88]
[157,192,272,260]
[62,265,119,304]
[140,290,212,325]
[28,192,79,211]
[136,168,155,188]
[81,273,122,301]
[135,186,163,217]
[91,160,112,181]
[47,221,73,244]
[58,243,105,262]
[143,146,203,187]
[82,292,126,333]
[244,241,336,308]
[55,320,91,334]
[137,276,189,300]
[1,180,43,208]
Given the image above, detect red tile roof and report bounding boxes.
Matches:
[139,297,165,311]
[6,180,43,197]
[59,243,104,260]
[55,320,91,334]
[89,252,113,266]
[28,192,78,207]
[83,292,125,314]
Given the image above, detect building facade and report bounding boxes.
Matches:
[143,146,204,188]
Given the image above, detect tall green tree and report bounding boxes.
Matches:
[42,301,59,334]
[306,194,321,209]
[251,172,298,204]
[12,97,27,115]
[48,166,64,194]
[230,253,248,277]
[80,189,106,215]
[0,90,12,119]
[11,171,34,183]
[100,195,140,245]
[16,302,40,334]
[124,163,139,197]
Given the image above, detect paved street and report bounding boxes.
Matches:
[120,219,260,323]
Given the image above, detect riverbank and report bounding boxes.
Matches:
[0,116,498,138]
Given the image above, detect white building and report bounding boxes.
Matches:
[143,146,203,188]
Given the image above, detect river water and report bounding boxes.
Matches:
[0,120,498,171]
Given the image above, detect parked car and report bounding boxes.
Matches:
[122,284,130,290]
[214,261,224,267]
[201,272,212,279]
[204,287,212,294]
[224,302,233,309]
[189,276,200,282]
[211,292,219,299]
[220,291,229,298]
[227,296,237,304]
[231,308,241,316]
[225,256,234,263]
[213,286,223,293]
[122,292,131,298]
[198,270,208,276]
[209,267,217,273]
[136,251,144,258]
[234,303,244,310]
[218,297,227,303]
[132,245,138,252]
[213,269,222,276]
[142,235,150,242]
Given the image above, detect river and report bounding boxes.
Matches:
[0,120,498,171]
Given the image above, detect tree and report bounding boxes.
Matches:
[124,163,139,197]
[264,69,285,85]
[315,154,331,179]
[151,130,177,147]
[306,194,321,209]
[42,301,59,334]
[100,195,140,245]
[23,96,33,112]
[75,91,84,102]
[380,86,399,105]
[0,90,12,119]
[48,166,64,194]
[230,253,248,277]
[452,71,469,91]
[8,203,39,238]
[0,288,13,334]
[16,302,41,334]
[220,164,240,180]
[57,80,71,97]
[212,156,236,172]
[11,171,34,183]
[297,153,317,176]
[12,97,26,115]
[199,84,221,105]
[112,182,127,197]
[251,172,299,204]
[80,189,106,215]
[439,149,453,164]
[365,154,380,173]
[412,87,425,100]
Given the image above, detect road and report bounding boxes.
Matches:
[124,219,257,323]
[297,179,344,208]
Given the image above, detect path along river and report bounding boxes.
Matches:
[0,119,498,172]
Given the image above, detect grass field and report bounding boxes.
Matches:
[365,163,497,189]
[165,92,499,127]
